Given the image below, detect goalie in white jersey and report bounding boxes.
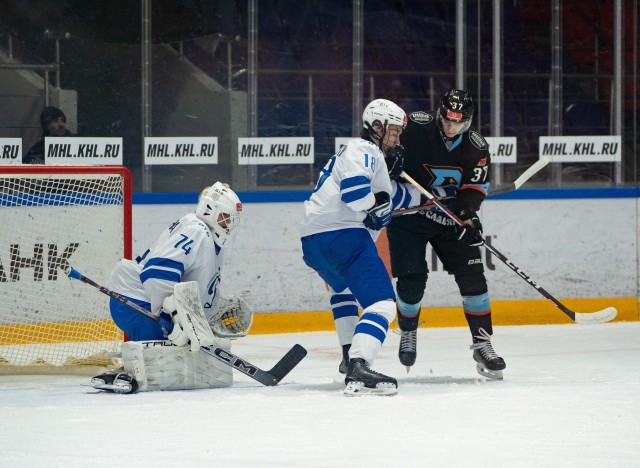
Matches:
[91,182,253,394]
[301,98,418,396]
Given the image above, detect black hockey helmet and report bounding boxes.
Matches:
[436,89,474,135]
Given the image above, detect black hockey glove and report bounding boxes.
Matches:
[385,145,406,180]
[455,209,484,246]
[363,192,391,231]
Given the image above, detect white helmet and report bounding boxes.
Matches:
[362,99,407,132]
[195,182,242,246]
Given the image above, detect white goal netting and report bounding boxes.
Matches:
[0,166,131,372]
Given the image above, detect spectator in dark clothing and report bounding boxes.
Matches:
[24,106,73,164]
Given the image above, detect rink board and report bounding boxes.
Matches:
[247,296,638,334]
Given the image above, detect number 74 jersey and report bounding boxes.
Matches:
[108,212,224,318]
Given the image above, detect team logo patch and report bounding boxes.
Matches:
[410,111,433,125]
[478,157,487,167]
[469,131,488,150]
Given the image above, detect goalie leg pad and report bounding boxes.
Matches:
[122,340,233,392]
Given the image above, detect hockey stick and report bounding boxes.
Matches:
[488,156,551,196]
[392,157,551,217]
[65,266,307,385]
[399,171,618,325]
[392,198,440,217]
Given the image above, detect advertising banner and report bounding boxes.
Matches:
[238,137,314,165]
[44,137,123,165]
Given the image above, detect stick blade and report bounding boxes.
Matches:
[574,307,618,325]
[268,344,308,384]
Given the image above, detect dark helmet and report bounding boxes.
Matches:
[436,89,474,137]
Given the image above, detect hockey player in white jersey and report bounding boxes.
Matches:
[91,182,253,393]
[301,98,419,396]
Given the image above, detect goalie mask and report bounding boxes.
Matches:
[362,99,407,149]
[195,182,242,246]
[436,89,474,139]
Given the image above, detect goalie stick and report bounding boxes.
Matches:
[65,266,307,386]
[399,171,618,325]
[392,156,551,217]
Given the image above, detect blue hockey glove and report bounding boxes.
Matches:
[364,192,391,230]
[455,209,484,246]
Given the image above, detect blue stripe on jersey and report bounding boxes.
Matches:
[341,186,371,204]
[143,257,185,274]
[340,176,371,204]
[391,184,411,209]
[140,267,181,284]
[140,257,184,284]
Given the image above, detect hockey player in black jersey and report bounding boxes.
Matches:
[386,89,506,380]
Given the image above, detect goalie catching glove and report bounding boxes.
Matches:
[455,209,484,247]
[207,293,253,339]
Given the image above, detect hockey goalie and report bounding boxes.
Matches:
[91,182,253,393]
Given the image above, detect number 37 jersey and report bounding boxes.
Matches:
[401,111,491,211]
[108,213,224,317]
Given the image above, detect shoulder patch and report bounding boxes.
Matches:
[409,111,434,125]
[469,131,488,150]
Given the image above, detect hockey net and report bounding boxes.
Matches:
[0,166,131,374]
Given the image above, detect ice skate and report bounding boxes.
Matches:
[91,368,139,394]
[344,358,397,396]
[398,329,417,372]
[338,344,350,375]
[470,328,506,380]
[396,312,420,372]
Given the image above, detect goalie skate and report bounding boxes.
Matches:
[343,358,397,396]
[90,369,139,394]
[470,328,506,380]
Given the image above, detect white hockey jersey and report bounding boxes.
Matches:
[300,138,418,238]
[108,213,224,318]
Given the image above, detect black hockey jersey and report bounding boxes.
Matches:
[400,110,490,212]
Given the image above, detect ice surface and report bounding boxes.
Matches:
[1,323,639,467]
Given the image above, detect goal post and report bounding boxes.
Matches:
[0,166,132,374]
